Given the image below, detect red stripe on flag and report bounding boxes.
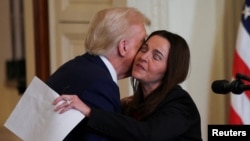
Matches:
[229,105,243,124]
[232,51,250,100]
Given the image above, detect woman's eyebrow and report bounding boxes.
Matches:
[154,49,164,57]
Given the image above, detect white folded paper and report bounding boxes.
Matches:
[4,76,85,141]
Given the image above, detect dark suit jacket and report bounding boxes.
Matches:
[86,85,203,141]
[46,53,120,141]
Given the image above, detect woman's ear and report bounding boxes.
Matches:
[118,39,128,57]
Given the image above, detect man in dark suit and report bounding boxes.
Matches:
[46,7,150,141]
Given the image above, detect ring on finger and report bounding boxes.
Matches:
[66,99,71,105]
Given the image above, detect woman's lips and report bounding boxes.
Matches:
[135,63,145,71]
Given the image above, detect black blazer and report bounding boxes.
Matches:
[46,53,120,141]
[87,85,203,141]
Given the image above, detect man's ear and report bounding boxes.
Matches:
[118,39,128,57]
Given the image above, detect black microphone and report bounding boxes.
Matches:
[211,79,250,94]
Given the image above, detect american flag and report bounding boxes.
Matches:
[229,0,250,124]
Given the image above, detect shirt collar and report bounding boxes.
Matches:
[100,56,118,84]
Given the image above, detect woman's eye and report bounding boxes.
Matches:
[153,54,161,60]
[140,45,148,52]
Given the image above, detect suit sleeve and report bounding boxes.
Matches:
[86,91,201,141]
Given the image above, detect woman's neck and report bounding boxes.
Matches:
[141,82,160,98]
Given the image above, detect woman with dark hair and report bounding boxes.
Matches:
[54,30,203,141]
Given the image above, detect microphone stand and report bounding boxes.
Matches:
[233,73,250,94]
[236,73,250,82]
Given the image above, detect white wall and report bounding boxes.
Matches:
[127,0,244,140]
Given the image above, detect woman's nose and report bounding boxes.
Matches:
[139,52,150,62]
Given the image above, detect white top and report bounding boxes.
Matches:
[100,56,118,84]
